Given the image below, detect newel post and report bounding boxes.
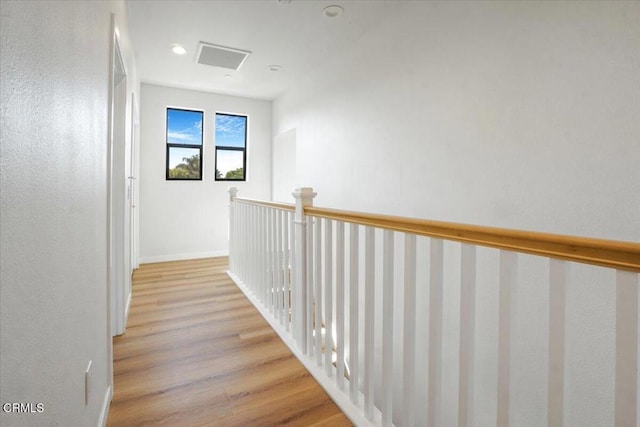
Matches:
[292,187,317,353]
[228,187,238,273]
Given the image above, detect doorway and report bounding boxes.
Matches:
[108,20,129,339]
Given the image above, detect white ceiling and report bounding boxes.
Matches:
[127,0,401,100]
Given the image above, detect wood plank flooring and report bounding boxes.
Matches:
[107,257,352,427]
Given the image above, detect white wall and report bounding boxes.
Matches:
[273,2,639,426]
[139,84,271,263]
[272,129,297,203]
[0,1,138,426]
[274,1,639,242]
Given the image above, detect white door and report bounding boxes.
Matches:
[108,31,128,337]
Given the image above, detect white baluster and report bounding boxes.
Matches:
[238,202,244,281]
[307,215,315,356]
[245,204,249,288]
[242,202,248,283]
[282,210,289,327]
[428,238,443,427]
[497,250,517,427]
[459,244,476,427]
[246,204,251,288]
[267,208,274,313]
[268,208,274,311]
[287,213,298,338]
[548,259,567,427]
[236,202,241,280]
[363,227,375,420]
[246,204,252,288]
[403,233,417,427]
[316,217,323,366]
[382,229,394,427]
[336,221,345,389]
[265,207,274,313]
[258,206,264,302]
[246,203,250,283]
[260,206,267,304]
[251,205,256,291]
[288,211,294,333]
[615,270,638,427]
[273,208,279,316]
[277,209,284,324]
[325,219,334,377]
[349,223,360,404]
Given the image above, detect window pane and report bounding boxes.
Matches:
[215,114,246,148]
[168,147,201,179]
[167,108,203,145]
[216,149,244,180]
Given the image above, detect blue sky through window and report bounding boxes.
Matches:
[215,114,246,148]
[169,147,199,168]
[216,149,243,176]
[167,109,203,145]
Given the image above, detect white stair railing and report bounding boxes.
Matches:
[228,189,296,335]
[227,187,640,427]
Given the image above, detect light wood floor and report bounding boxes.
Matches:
[107,257,352,427]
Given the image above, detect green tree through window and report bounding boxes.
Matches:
[224,167,244,179]
[168,154,200,179]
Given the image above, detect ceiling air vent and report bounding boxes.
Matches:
[195,42,251,71]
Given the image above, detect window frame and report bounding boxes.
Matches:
[165,107,204,181]
[214,112,248,182]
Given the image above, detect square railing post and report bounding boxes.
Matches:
[292,187,316,353]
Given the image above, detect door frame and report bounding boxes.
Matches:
[106,15,129,394]
[129,92,139,273]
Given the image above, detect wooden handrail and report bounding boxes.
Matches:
[233,197,295,212]
[304,206,640,272]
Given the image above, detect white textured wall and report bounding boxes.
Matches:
[0,1,138,426]
[274,1,639,241]
[273,2,639,426]
[139,84,271,263]
[272,129,297,203]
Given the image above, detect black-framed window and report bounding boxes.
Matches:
[215,113,247,181]
[166,108,203,180]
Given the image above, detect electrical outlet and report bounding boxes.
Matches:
[85,360,93,406]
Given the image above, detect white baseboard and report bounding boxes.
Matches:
[227,271,379,427]
[97,385,112,427]
[124,291,132,327]
[139,250,228,264]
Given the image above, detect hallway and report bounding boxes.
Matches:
[107,257,351,426]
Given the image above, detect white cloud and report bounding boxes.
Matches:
[216,114,245,136]
[168,129,200,144]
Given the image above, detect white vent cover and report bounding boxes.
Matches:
[195,42,250,70]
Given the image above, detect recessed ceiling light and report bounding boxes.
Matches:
[171,44,187,55]
[224,74,232,78]
[322,5,343,18]
[277,0,292,4]
[268,65,282,72]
